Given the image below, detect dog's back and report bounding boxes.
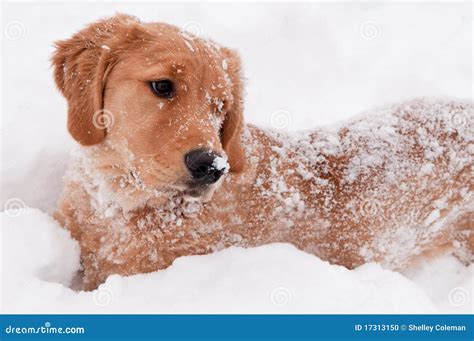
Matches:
[239,98,473,269]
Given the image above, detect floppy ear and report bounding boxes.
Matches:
[52,14,139,145]
[220,48,246,173]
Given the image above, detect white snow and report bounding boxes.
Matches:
[0,208,449,313]
[1,2,472,314]
[212,155,229,172]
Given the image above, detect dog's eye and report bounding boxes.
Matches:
[150,79,175,99]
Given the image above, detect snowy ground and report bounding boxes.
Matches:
[1,1,472,313]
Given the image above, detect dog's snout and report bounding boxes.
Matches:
[185,149,227,185]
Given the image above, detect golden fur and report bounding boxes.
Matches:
[52,14,473,290]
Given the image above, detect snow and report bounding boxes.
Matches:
[212,155,229,172]
[2,208,471,313]
[0,208,443,313]
[1,2,472,313]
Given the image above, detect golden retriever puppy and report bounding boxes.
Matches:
[52,14,473,290]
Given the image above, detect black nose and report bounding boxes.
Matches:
[185,149,226,185]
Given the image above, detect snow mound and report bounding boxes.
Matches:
[403,255,474,314]
[1,208,80,311]
[1,208,445,313]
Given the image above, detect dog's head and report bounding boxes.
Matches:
[52,14,245,202]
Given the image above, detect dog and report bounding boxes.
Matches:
[52,14,473,290]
